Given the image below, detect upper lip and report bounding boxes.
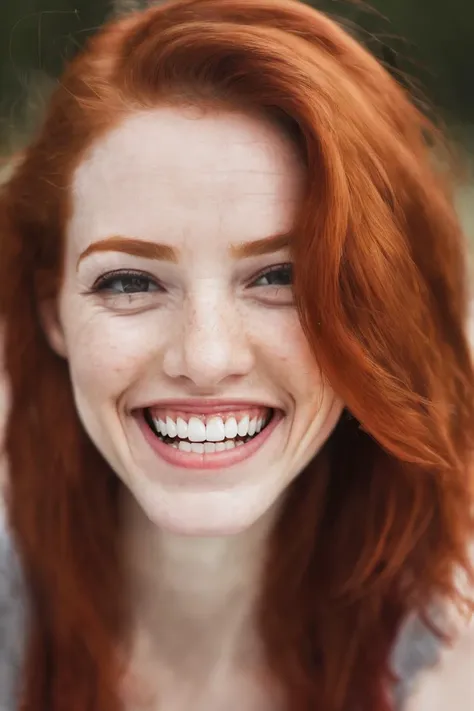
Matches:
[137,398,281,414]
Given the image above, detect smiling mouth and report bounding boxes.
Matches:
[143,407,274,454]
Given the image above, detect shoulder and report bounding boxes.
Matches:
[391,613,442,708]
[401,620,474,711]
[393,601,474,711]
[0,503,25,711]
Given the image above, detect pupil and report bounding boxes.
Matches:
[268,267,292,285]
[123,276,149,293]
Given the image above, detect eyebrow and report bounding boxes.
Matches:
[77,232,291,268]
[77,237,178,267]
[230,232,290,258]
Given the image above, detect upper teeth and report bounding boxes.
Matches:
[152,415,266,442]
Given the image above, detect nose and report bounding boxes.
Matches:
[162,292,255,389]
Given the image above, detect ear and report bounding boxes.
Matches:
[39,299,68,358]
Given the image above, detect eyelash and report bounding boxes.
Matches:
[250,263,293,288]
[92,269,163,294]
[92,263,293,295]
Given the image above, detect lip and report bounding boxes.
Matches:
[137,408,283,471]
[137,398,280,415]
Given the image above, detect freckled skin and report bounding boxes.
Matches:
[44,107,344,535]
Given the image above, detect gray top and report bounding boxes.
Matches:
[0,514,442,711]
[0,520,25,711]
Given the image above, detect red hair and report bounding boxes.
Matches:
[1,1,473,709]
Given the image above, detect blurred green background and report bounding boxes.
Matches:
[0,0,473,236]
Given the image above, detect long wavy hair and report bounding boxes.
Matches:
[1,1,473,710]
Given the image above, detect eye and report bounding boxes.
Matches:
[93,270,162,294]
[250,263,293,288]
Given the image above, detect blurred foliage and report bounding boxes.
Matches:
[0,0,110,142]
[0,0,473,145]
[0,1,106,80]
[314,0,474,122]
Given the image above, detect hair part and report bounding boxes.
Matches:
[1,1,473,710]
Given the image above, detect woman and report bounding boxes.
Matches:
[0,0,473,709]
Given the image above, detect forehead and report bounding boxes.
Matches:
[68,107,304,250]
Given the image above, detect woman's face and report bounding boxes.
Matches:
[46,106,343,535]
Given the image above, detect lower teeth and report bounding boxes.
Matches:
[157,435,253,453]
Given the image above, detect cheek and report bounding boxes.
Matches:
[60,299,166,397]
[249,308,343,431]
[250,308,323,393]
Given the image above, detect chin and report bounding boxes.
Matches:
[145,510,261,537]
[135,484,280,537]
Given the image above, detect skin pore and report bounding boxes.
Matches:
[42,107,344,709]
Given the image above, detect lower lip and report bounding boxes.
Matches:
[138,410,282,470]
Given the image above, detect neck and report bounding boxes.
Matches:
[121,493,280,691]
